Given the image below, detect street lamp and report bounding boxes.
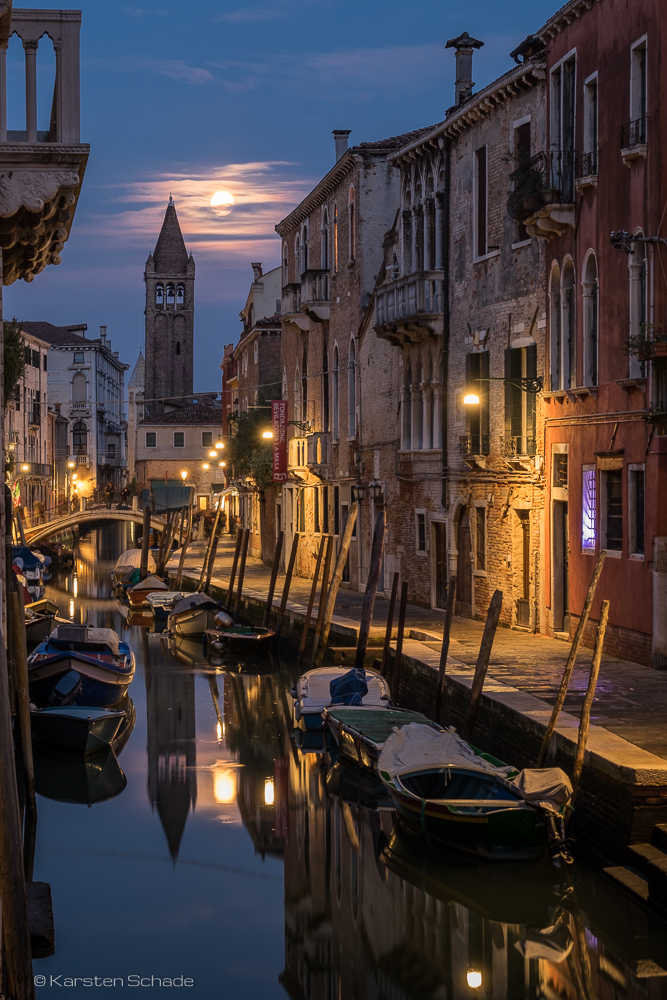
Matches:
[351,484,367,502]
[68,461,75,469]
[21,464,28,472]
[181,470,187,481]
[219,461,226,467]
[209,451,217,458]
[215,441,224,449]
[262,430,273,439]
[368,481,384,502]
[463,376,543,404]
[202,463,210,471]
[466,970,482,990]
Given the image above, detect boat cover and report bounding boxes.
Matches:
[379,724,514,779]
[130,574,167,593]
[329,668,368,706]
[172,593,224,615]
[50,625,121,657]
[12,546,42,570]
[114,549,156,573]
[512,768,572,814]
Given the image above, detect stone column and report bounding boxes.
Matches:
[411,383,422,450]
[53,41,63,143]
[432,383,443,449]
[422,383,433,450]
[402,210,411,274]
[423,198,434,271]
[24,39,38,143]
[435,193,444,269]
[400,387,411,450]
[411,207,420,273]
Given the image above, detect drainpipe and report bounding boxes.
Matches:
[440,136,451,511]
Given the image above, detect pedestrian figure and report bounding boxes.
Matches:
[105,481,115,509]
[118,485,131,509]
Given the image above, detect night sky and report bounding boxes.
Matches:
[4,0,557,390]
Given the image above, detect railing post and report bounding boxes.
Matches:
[24,39,38,143]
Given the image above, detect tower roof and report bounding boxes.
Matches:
[128,349,145,390]
[152,201,189,274]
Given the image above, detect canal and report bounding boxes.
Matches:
[31,523,667,997]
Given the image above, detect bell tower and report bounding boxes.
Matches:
[144,197,195,415]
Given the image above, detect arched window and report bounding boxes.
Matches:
[294,235,300,278]
[282,366,288,400]
[156,284,164,305]
[582,252,599,386]
[348,340,356,437]
[282,242,288,285]
[294,363,302,423]
[176,341,181,356]
[72,420,87,455]
[332,346,339,440]
[176,285,184,305]
[166,284,175,304]
[549,264,561,391]
[72,372,87,402]
[321,207,329,270]
[629,230,648,378]
[348,187,355,261]
[402,360,412,450]
[333,204,338,272]
[561,259,576,389]
[300,225,308,274]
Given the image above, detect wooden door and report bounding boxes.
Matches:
[434,522,447,609]
[456,511,472,617]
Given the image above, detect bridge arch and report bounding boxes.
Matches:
[24,509,167,546]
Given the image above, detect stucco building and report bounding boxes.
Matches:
[5,326,52,514]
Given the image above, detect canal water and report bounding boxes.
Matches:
[31,523,667,998]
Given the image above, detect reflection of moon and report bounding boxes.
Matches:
[210,190,234,217]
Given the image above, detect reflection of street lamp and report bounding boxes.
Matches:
[466,971,482,990]
[264,778,275,805]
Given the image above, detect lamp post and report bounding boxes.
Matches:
[462,376,543,406]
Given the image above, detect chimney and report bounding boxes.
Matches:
[100,325,107,346]
[332,130,351,162]
[445,32,484,106]
[251,262,263,281]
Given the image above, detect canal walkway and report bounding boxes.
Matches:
[166,535,667,764]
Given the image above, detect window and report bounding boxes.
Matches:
[323,487,329,534]
[72,421,87,455]
[583,253,599,386]
[554,452,569,489]
[549,265,561,391]
[72,372,87,403]
[300,225,308,274]
[42,353,47,371]
[513,121,531,242]
[321,207,329,269]
[583,75,598,174]
[504,345,537,455]
[465,351,490,455]
[334,485,340,535]
[628,467,645,555]
[476,507,486,570]
[550,56,576,201]
[582,467,597,551]
[253,341,258,364]
[314,488,321,534]
[561,260,575,389]
[416,512,426,552]
[332,346,339,439]
[176,285,184,305]
[107,443,116,458]
[31,349,39,368]
[348,340,356,437]
[348,188,355,261]
[602,469,623,551]
[145,432,157,448]
[282,242,288,285]
[629,39,647,142]
[202,432,213,447]
[474,146,488,257]
[73,350,84,363]
[175,341,181,356]
[333,204,338,272]
[173,432,184,448]
[299,488,306,533]
[166,284,175,304]
[156,285,164,305]
[24,345,31,366]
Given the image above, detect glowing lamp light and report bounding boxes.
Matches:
[466,971,482,990]
[68,461,75,468]
[210,190,234,217]
[73,578,78,598]
[215,441,224,449]
[69,599,74,618]
[262,430,273,439]
[181,470,187,480]
[209,451,217,458]
[202,463,210,470]
[21,464,28,471]
[216,722,222,741]
[219,461,225,467]
[264,778,275,806]
[213,766,237,804]
[463,393,481,405]
[72,474,77,480]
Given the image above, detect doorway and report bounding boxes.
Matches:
[433,522,447,609]
[552,501,569,632]
[456,510,472,617]
[516,510,530,627]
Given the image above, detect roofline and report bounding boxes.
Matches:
[537,0,603,40]
[389,59,546,164]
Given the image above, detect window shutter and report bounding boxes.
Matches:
[480,350,490,451]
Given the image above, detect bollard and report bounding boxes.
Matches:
[390,581,409,704]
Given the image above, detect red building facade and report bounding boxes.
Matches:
[536,0,667,666]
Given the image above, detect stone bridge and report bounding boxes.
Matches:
[24,508,167,545]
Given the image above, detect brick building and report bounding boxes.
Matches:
[5,327,52,515]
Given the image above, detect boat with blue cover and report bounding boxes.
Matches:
[293,666,392,730]
[27,624,135,708]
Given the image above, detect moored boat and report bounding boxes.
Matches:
[30,705,126,754]
[147,591,186,619]
[167,593,234,637]
[292,666,392,730]
[112,548,156,587]
[204,616,275,654]
[378,724,573,863]
[27,624,135,708]
[128,574,168,607]
[326,705,442,770]
[24,598,59,648]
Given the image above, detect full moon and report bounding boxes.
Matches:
[210,190,234,216]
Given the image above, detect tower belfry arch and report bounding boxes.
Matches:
[144,199,195,416]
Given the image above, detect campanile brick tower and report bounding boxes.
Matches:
[144,197,195,415]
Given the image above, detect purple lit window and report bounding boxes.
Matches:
[582,467,596,550]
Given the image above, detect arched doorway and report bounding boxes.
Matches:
[455,508,472,617]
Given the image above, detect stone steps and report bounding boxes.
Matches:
[604,822,667,914]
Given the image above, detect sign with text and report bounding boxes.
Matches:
[272,400,288,482]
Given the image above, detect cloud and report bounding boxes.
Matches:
[107,57,217,85]
[216,7,290,22]
[123,6,170,15]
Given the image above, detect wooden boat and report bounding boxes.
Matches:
[30,705,126,754]
[167,593,234,638]
[325,706,442,771]
[24,598,59,648]
[27,624,136,708]
[204,616,275,654]
[112,548,156,586]
[128,573,168,607]
[378,724,573,863]
[147,591,186,620]
[292,666,392,730]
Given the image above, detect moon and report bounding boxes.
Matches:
[210,190,234,216]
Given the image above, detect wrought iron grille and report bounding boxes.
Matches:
[620,117,647,148]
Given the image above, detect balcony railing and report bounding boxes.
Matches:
[375,271,445,336]
[578,150,598,178]
[620,117,647,149]
[301,269,329,304]
[459,434,489,458]
[282,283,301,315]
[17,462,51,477]
[29,406,41,426]
[500,435,536,458]
[307,432,330,468]
[69,453,89,465]
[71,401,89,412]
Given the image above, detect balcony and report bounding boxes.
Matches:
[69,453,89,466]
[71,401,90,413]
[575,150,598,191]
[300,269,330,322]
[500,435,536,471]
[510,151,576,241]
[620,117,647,166]
[0,6,89,286]
[282,283,309,331]
[29,406,41,426]
[459,433,488,470]
[375,271,444,344]
[307,431,331,470]
[17,462,51,478]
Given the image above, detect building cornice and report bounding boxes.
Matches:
[537,0,603,40]
[275,151,356,236]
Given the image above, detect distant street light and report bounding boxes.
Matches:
[262,430,273,439]
[21,464,28,471]
[181,470,187,480]
[68,461,75,469]
[215,441,224,449]
[202,463,210,470]
[464,393,481,405]
[209,451,217,458]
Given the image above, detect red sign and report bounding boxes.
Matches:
[271,400,288,482]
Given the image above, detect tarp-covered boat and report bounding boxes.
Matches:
[128,574,168,607]
[30,705,126,754]
[112,548,156,586]
[378,724,573,862]
[28,624,135,708]
[24,598,59,648]
[204,614,275,654]
[147,591,186,619]
[326,705,442,770]
[167,593,234,637]
[293,666,392,730]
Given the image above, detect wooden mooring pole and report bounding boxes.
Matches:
[390,581,409,704]
[570,600,610,806]
[537,550,607,767]
[297,535,327,666]
[234,528,250,616]
[226,530,243,608]
[308,536,333,668]
[139,505,151,581]
[435,575,457,721]
[198,507,222,592]
[354,511,386,672]
[11,583,36,831]
[272,534,299,651]
[460,590,503,742]
[262,531,284,628]
[379,571,399,679]
[313,504,358,668]
[174,512,192,591]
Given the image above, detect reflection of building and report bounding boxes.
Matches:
[145,658,197,860]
